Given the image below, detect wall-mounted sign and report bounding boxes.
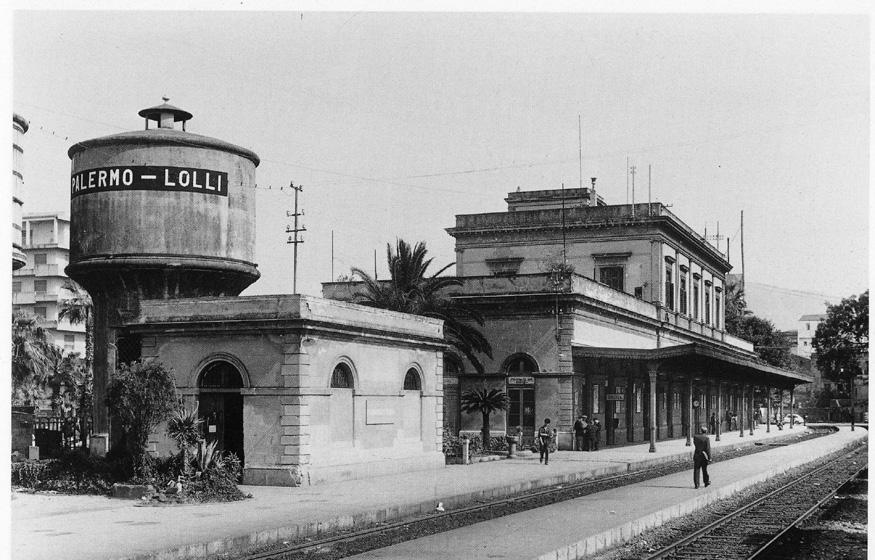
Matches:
[606,394,625,401]
[365,400,395,425]
[71,166,228,198]
[507,376,535,386]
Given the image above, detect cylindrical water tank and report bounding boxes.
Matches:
[66,101,260,300]
[65,101,260,443]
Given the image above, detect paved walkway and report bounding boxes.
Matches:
[349,425,867,559]
[11,424,865,560]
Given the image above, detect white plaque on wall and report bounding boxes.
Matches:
[365,399,395,425]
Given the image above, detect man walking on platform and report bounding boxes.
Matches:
[692,425,711,489]
[538,418,554,465]
[591,419,602,451]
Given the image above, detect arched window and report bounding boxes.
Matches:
[444,354,463,376]
[330,363,353,389]
[199,361,244,388]
[403,368,422,391]
[505,354,537,375]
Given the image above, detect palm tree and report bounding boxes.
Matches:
[58,281,93,374]
[723,276,751,336]
[352,239,493,373]
[460,386,510,449]
[12,312,51,398]
[59,281,94,447]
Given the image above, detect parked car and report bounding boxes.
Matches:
[782,414,804,425]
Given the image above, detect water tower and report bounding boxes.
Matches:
[66,100,260,450]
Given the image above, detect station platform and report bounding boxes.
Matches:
[11,424,866,560]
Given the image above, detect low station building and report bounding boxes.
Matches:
[126,295,446,486]
[326,185,813,450]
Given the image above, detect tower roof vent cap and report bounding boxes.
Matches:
[138,97,193,130]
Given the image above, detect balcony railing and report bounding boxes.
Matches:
[451,272,749,351]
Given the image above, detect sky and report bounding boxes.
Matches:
[10,8,870,330]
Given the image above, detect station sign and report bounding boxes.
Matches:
[606,394,625,401]
[507,376,535,386]
[71,166,229,198]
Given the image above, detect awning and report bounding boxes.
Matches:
[572,342,813,384]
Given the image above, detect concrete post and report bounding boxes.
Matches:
[749,384,755,436]
[779,388,784,428]
[739,385,745,438]
[766,386,771,433]
[686,375,693,446]
[789,387,795,430]
[715,381,722,442]
[461,437,470,465]
[648,362,658,453]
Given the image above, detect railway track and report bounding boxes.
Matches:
[641,445,867,560]
[235,429,831,560]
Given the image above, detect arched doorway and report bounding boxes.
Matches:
[505,354,537,446]
[198,360,244,465]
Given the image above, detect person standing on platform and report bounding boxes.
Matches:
[573,415,588,451]
[692,425,711,489]
[538,418,553,465]
[591,418,602,451]
[725,409,732,432]
[709,412,717,434]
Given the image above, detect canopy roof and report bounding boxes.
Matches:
[572,342,813,385]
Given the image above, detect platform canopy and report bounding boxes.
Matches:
[572,342,813,386]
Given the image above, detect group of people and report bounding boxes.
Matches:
[572,415,601,452]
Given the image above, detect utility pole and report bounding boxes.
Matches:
[286,182,305,294]
[331,230,334,281]
[648,164,652,216]
[561,182,567,266]
[626,156,630,204]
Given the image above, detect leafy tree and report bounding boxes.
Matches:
[732,315,791,368]
[106,360,178,479]
[352,239,493,373]
[812,290,868,425]
[460,386,509,449]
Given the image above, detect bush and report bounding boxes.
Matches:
[184,452,247,502]
[11,450,125,494]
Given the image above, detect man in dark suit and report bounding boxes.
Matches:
[693,424,711,489]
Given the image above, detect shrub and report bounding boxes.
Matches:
[106,360,177,478]
[11,450,124,494]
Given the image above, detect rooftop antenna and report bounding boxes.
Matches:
[625,156,630,204]
[578,115,583,190]
[648,164,652,216]
[630,165,637,217]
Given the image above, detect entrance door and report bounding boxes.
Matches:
[507,387,535,445]
[198,361,245,465]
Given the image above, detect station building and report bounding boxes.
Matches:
[326,185,813,450]
[444,186,812,449]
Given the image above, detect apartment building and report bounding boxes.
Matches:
[12,213,86,354]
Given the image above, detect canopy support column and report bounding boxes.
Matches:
[648,361,658,453]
